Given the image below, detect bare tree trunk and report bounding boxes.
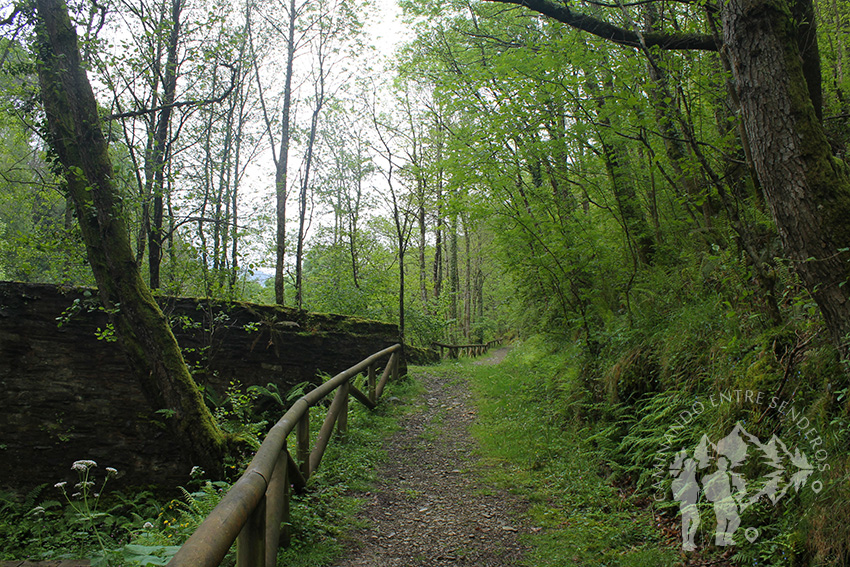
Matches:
[274,0,298,306]
[213,81,235,289]
[475,235,485,343]
[229,59,249,293]
[418,179,428,308]
[295,100,322,309]
[147,0,181,290]
[449,212,459,341]
[463,215,471,340]
[198,71,217,296]
[433,118,444,303]
[434,176,443,302]
[349,163,362,289]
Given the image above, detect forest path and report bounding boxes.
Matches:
[333,347,528,566]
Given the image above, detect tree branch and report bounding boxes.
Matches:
[0,4,22,25]
[584,0,688,7]
[106,64,238,120]
[484,0,717,50]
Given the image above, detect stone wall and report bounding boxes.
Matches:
[0,282,402,495]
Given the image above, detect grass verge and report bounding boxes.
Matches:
[465,341,681,567]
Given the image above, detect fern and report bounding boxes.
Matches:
[247,382,285,407]
[22,483,47,510]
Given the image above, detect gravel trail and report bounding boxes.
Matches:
[333,348,527,567]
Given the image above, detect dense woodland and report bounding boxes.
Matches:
[2,0,850,564]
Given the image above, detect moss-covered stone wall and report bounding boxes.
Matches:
[0,282,402,494]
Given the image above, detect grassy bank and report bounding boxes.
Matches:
[464,334,850,567]
[461,343,680,567]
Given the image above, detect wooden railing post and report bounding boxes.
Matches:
[297,411,310,480]
[375,357,393,399]
[368,364,376,404]
[281,468,291,547]
[264,444,289,567]
[338,380,349,438]
[391,351,399,384]
[236,492,266,567]
[310,382,349,473]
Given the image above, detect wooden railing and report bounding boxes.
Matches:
[431,338,502,359]
[167,343,403,567]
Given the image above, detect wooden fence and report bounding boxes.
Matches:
[166,343,403,567]
[430,338,502,359]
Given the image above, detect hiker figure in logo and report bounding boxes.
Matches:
[702,456,746,546]
[670,451,700,551]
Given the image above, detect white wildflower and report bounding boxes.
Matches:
[54,481,67,490]
[71,492,81,498]
[106,467,118,477]
[143,522,154,529]
[190,466,204,478]
[71,459,97,472]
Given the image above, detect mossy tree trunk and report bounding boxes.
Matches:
[34,0,228,475]
[586,71,655,266]
[722,0,850,362]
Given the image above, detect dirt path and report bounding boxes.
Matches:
[334,348,527,566]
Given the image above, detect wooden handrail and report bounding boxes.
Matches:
[167,343,403,567]
[431,338,502,359]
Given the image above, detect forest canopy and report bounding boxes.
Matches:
[0,0,846,357]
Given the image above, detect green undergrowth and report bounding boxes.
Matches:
[0,375,419,567]
[455,345,680,567]
[591,288,850,566]
[467,326,850,567]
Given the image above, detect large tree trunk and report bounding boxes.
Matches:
[722,0,850,361]
[34,0,228,475]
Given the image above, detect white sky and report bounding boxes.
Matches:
[367,0,410,63]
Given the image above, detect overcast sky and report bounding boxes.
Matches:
[368,0,410,61]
